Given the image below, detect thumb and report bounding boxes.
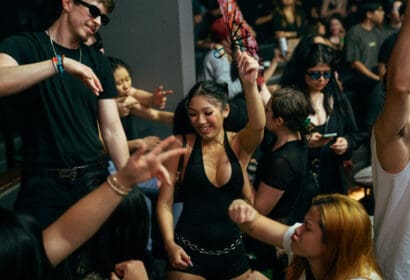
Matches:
[110,272,121,280]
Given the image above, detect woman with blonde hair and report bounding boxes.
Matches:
[229,194,382,280]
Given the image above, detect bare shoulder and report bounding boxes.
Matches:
[226,131,239,149]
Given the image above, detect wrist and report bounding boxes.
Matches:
[51,54,64,74]
[110,172,135,193]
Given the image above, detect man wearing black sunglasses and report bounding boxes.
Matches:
[0,0,129,232]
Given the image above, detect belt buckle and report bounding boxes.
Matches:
[58,167,77,180]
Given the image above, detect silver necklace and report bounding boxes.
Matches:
[47,30,82,63]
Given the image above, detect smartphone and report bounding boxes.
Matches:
[322,132,337,138]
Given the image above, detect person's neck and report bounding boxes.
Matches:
[361,20,375,31]
[309,91,323,100]
[48,21,81,49]
[308,259,326,280]
[272,130,300,151]
[202,131,225,148]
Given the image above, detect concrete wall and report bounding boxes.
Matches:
[101,0,196,138]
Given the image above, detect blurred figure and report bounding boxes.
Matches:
[372,1,410,279]
[320,0,348,19]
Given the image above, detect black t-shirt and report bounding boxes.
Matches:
[121,115,141,140]
[378,31,398,65]
[0,32,117,167]
[259,140,307,222]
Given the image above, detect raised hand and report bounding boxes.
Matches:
[152,85,173,109]
[235,50,259,86]
[228,199,258,224]
[63,57,103,96]
[118,135,186,188]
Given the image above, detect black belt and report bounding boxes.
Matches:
[23,161,108,180]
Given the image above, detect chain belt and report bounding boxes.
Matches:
[175,233,243,256]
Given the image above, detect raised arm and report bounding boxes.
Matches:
[0,53,103,97]
[235,51,266,154]
[43,136,186,267]
[130,103,174,124]
[374,1,410,173]
[131,85,173,109]
[228,199,289,248]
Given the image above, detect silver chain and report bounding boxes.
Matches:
[175,234,243,256]
[47,29,82,63]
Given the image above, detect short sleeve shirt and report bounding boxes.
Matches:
[0,32,117,166]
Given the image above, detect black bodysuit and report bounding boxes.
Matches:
[173,132,249,278]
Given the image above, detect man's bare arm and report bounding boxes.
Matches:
[374,1,410,173]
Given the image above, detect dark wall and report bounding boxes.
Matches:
[101,0,196,138]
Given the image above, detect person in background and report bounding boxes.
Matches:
[108,56,174,149]
[325,13,346,52]
[157,50,265,279]
[320,0,348,19]
[381,0,403,39]
[0,136,186,280]
[229,194,382,280]
[281,42,362,195]
[372,1,410,279]
[272,0,306,40]
[248,87,312,278]
[343,2,385,132]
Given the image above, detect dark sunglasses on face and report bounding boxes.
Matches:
[306,71,332,80]
[74,0,110,26]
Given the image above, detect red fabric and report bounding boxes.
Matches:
[217,0,264,86]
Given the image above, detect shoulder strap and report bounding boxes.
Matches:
[177,134,187,174]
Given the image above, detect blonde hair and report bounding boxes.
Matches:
[286,194,381,280]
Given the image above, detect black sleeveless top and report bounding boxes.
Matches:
[175,132,244,250]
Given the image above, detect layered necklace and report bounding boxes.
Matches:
[47,29,82,63]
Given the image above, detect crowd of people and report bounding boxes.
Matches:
[0,0,409,279]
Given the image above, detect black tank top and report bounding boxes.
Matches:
[175,132,244,249]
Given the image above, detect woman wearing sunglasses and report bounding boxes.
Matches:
[280,42,363,195]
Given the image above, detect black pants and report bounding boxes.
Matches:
[15,164,109,229]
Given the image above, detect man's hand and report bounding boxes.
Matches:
[63,57,103,96]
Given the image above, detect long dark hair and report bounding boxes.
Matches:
[75,188,149,278]
[281,41,348,117]
[0,208,45,280]
[107,56,132,76]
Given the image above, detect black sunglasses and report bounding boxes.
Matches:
[306,71,332,80]
[74,0,110,26]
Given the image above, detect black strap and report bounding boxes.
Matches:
[177,134,186,178]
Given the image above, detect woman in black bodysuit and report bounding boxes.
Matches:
[157,51,265,279]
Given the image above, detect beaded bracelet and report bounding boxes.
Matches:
[107,175,131,196]
[52,54,64,74]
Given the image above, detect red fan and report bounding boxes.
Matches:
[216,0,264,86]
